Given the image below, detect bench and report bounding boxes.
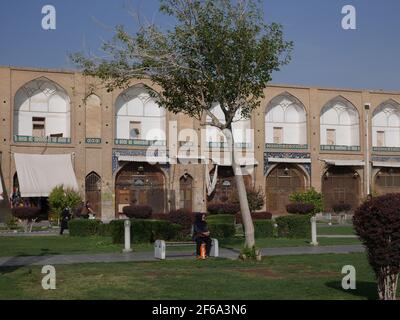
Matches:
[154,239,219,260]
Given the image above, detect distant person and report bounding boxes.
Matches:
[85,201,95,219]
[193,213,212,259]
[60,208,71,235]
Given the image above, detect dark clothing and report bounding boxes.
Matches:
[60,209,71,235]
[193,213,212,256]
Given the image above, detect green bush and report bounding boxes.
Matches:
[289,188,323,214]
[254,220,274,238]
[68,219,102,236]
[275,214,311,239]
[208,223,236,239]
[98,223,113,237]
[110,219,183,244]
[49,185,83,219]
[207,214,235,224]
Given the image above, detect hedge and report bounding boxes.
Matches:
[207,203,240,215]
[208,223,236,239]
[109,219,184,244]
[207,214,235,224]
[235,211,272,224]
[68,219,102,236]
[254,220,275,238]
[275,214,311,239]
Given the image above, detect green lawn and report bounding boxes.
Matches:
[317,225,356,236]
[0,252,388,300]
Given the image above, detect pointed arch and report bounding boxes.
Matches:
[179,174,193,211]
[265,92,307,145]
[320,96,360,147]
[85,94,102,139]
[372,99,400,148]
[13,77,71,139]
[85,171,102,216]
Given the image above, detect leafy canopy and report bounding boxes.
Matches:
[71,0,293,130]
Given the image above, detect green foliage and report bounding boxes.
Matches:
[289,188,324,214]
[232,187,265,213]
[109,219,183,244]
[254,220,275,238]
[275,214,311,239]
[239,246,261,261]
[48,185,83,219]
[208,223,236,239]
[68,219,102,237]
[5,215,19,230]
[207,214,235,224]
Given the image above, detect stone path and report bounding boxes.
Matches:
[0,245,365,267]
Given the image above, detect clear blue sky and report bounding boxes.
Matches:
[0,0,399,91]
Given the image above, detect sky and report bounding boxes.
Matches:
[0,0,399,91]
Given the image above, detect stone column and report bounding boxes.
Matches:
[310,216,318,246]
[123,219,132,253]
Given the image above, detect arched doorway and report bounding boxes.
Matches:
[179,174,193,211]
[85,172,102,216]
[265,164,307,214]
[374,168,400,195]
[115,162,166,215]
[207,166,251,204]
[322,166,360,211]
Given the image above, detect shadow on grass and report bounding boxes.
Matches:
[0,249,52,275]
[325,280,378,300]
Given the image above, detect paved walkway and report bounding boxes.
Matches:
[0,245,364,267]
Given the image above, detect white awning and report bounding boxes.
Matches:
[322,159,365,166]
[268,158,311,164]
[372,161,400,168]
[211,156,258,166]
[14,153,79,197]
[118,155,169,164]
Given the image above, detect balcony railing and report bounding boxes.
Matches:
[208,142,251,149]
[320,145,360,152]
[265,143,308,150]
[85,138,102,144]
[14,135,71,144]
[114,139,166,146]
[372,146,400,152]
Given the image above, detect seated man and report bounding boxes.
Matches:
[193,213,212,258]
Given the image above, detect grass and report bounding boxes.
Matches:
[0,252,390,300]
[317,225,356,236]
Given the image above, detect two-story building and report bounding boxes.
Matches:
[1,66,400,222]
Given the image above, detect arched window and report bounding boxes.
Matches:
[85,172,102,216]
[320,96,359,149]
[372,100,400,149]
[115,86,166,144]
[206,105,251,148]
[265,93,307,146]
[85,94,102,141]
[179,174,193,211]
[14,77,71,142]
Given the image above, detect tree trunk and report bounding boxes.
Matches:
[377,267,398,300]
[223,128,255,248]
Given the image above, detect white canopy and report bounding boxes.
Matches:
[372,161,400,168]
[118,155,169,164]
[268,158,311,164]
[322,159,365,166]
[14,153,79,197]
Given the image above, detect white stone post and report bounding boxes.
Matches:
[123,219,132,253]
[310,216,318,246]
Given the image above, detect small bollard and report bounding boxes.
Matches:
[123,219,132,253]
[310,216,318,246]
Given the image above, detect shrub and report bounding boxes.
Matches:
[231,187,265,213]
[353,194,400,300]
[289,188,323,214]
[207,214,235,224]
[235,211,272,224]
[276,214,311,239]
[207,203,240,215]
[208,223,236,239]
[167,209,193,235]
[68,219,101,236]
[254,220,275,238]
[123,205,153,219]
[332,203,352,213]
[110,219,183,244]
[5,215,19,230]
[98,222,113,237]
[286,202,315,215]
[11,207,41,232]
[48,185,83,220]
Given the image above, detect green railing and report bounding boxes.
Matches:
[208,142,251,148]
[265,143,308,150]
[114,139,166,146]
[373,146,400,152]
[85,138,102,144]
[320,145,360,152]
[14,135,71,144]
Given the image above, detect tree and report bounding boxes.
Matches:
[11,207,41,232]
[48,185,83,222]
[353,194,400,300]
[289,188,323,215]
[71,0,293,248]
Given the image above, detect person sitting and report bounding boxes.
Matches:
[193,213,212,259]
